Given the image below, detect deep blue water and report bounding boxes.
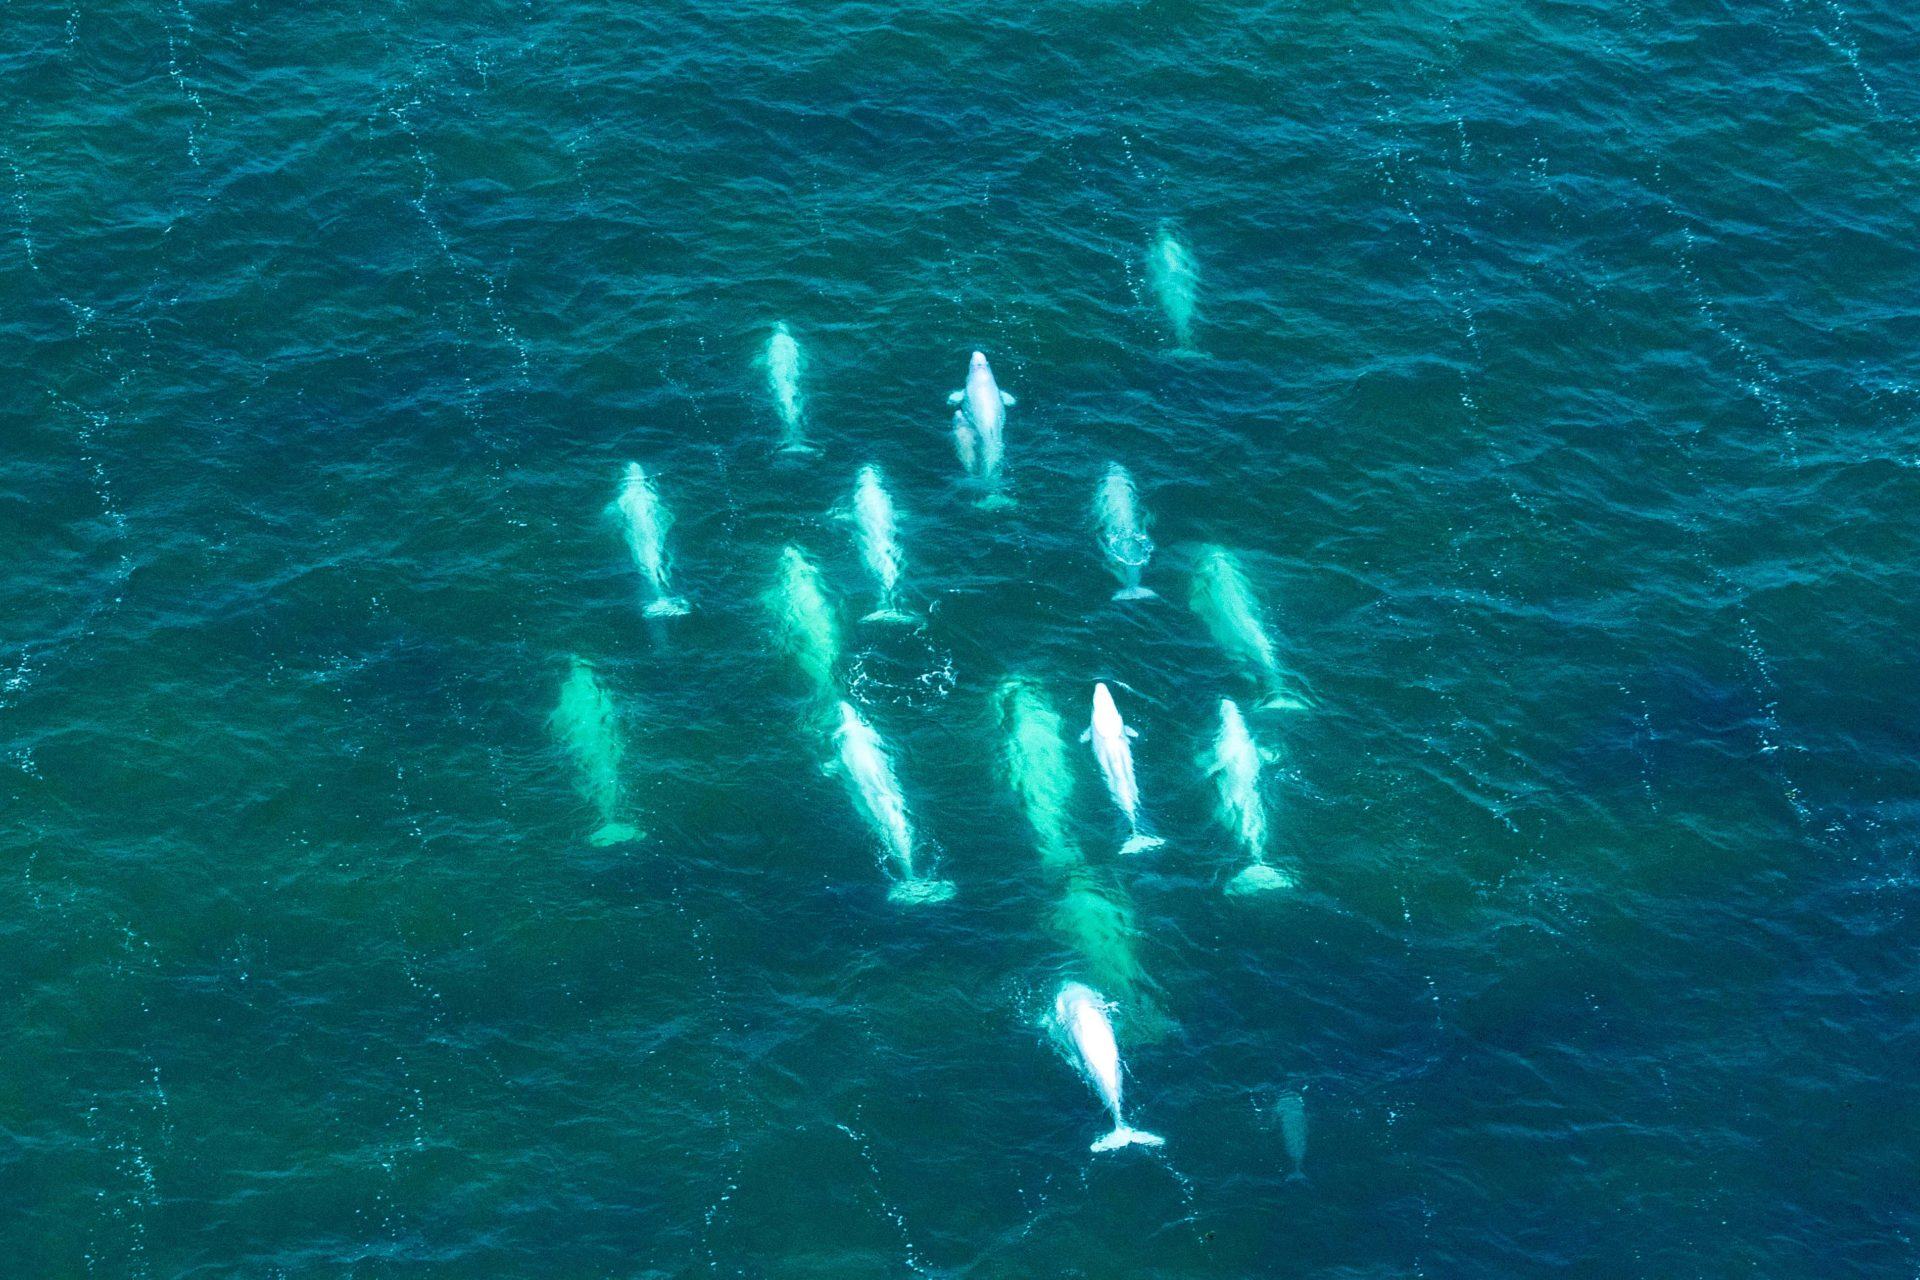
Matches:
[4,0,1919,1275]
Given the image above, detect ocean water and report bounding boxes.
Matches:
[4,0,1918,1274]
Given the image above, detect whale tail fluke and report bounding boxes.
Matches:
[1257,691,1312,712]
[1284,1169,1309,1184]
[1092,1125,1164,1153]
[861,606,919,625]
[778,441,819,457]
[643,597,691,618]
[1111,586,1159,602]
[1227,863,1295,895]
[974,493,1017,512]
[590,822,644,847]
[1119,833,1167,856]
[888,877,957,906]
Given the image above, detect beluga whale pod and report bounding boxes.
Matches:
[946,350,1016,508]
[848,464,915,623]
[1052,981,1163,1153]
[549,656,643,846]
[1093,462,1157,601]
[1207,697,1297,895]
[1189,545,1310,711]
[831,699,955,905]
[1146,224,1200,353]
[761,322,813,454]
[1081,682,1165,855]
[610,462,690,618]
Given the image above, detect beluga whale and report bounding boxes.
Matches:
[611,462,690,618]
[1081,682,1165,855]
[765,544,842,705]
[761,322,813,453]
[1093,462,1157,601]
[1146,224,1199,353]
[831,699,954,905]
[947,350,1016,508]
[549,656,642,846]
[1052,981,1163,1153]
[1189,545,1310,710]
[847,464,915,623]
[1206,697,1297,894]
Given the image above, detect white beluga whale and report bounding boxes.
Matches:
[1052,981,1163,1153]
[1189,545,1310,710]
[831,700,954,905]
[611,462,690,618]
[1093,463,1156,601]
[946,350,1016,507]
[848,464,914,623]
[761,322,813,453]
[548,656,642,846]
[1146,225,1199,352]
[1207,698,1297,895]
[1080,682,1165,855]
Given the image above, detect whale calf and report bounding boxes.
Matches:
[611,462,690,618]
[1081,682,1165,854]
[549,657,642,846]
[1208,698,1297,895]
[1093,463,1156,601]
[947,350,1016,506]
[1147,225,1199,352]
[1189,545,1308,710]
[766,545,841,702]
[762,322,812,453]
[850,464,914,623]
[1053,982,1163,1152]
[832,700,954,904]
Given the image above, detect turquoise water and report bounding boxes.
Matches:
[5,0,1919,1273]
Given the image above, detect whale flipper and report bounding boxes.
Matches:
[947,389,965,406]
[1092,1125,1164,1153]
[999,390,1017,407]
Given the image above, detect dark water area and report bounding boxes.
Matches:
[3,0,1918,1274]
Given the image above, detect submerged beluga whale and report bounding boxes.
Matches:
[1093,463,1156,601]
[1189,545,1310,710]
[611,462,689,618]
[549,657,643,846]
[1206,697,1297,894]
[1081,682,1165,855]
[1053,981,1164,1153]
[1146,225,1199,353]
[947,350,1016,507]
[761,322,813,454]
[847,464,915,623]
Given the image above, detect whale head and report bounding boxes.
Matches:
[1055,981,1102,1022]
[1091,682,1123,736]
[970,350,990,374]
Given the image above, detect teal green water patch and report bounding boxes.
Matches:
[3,0,1918,1273]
